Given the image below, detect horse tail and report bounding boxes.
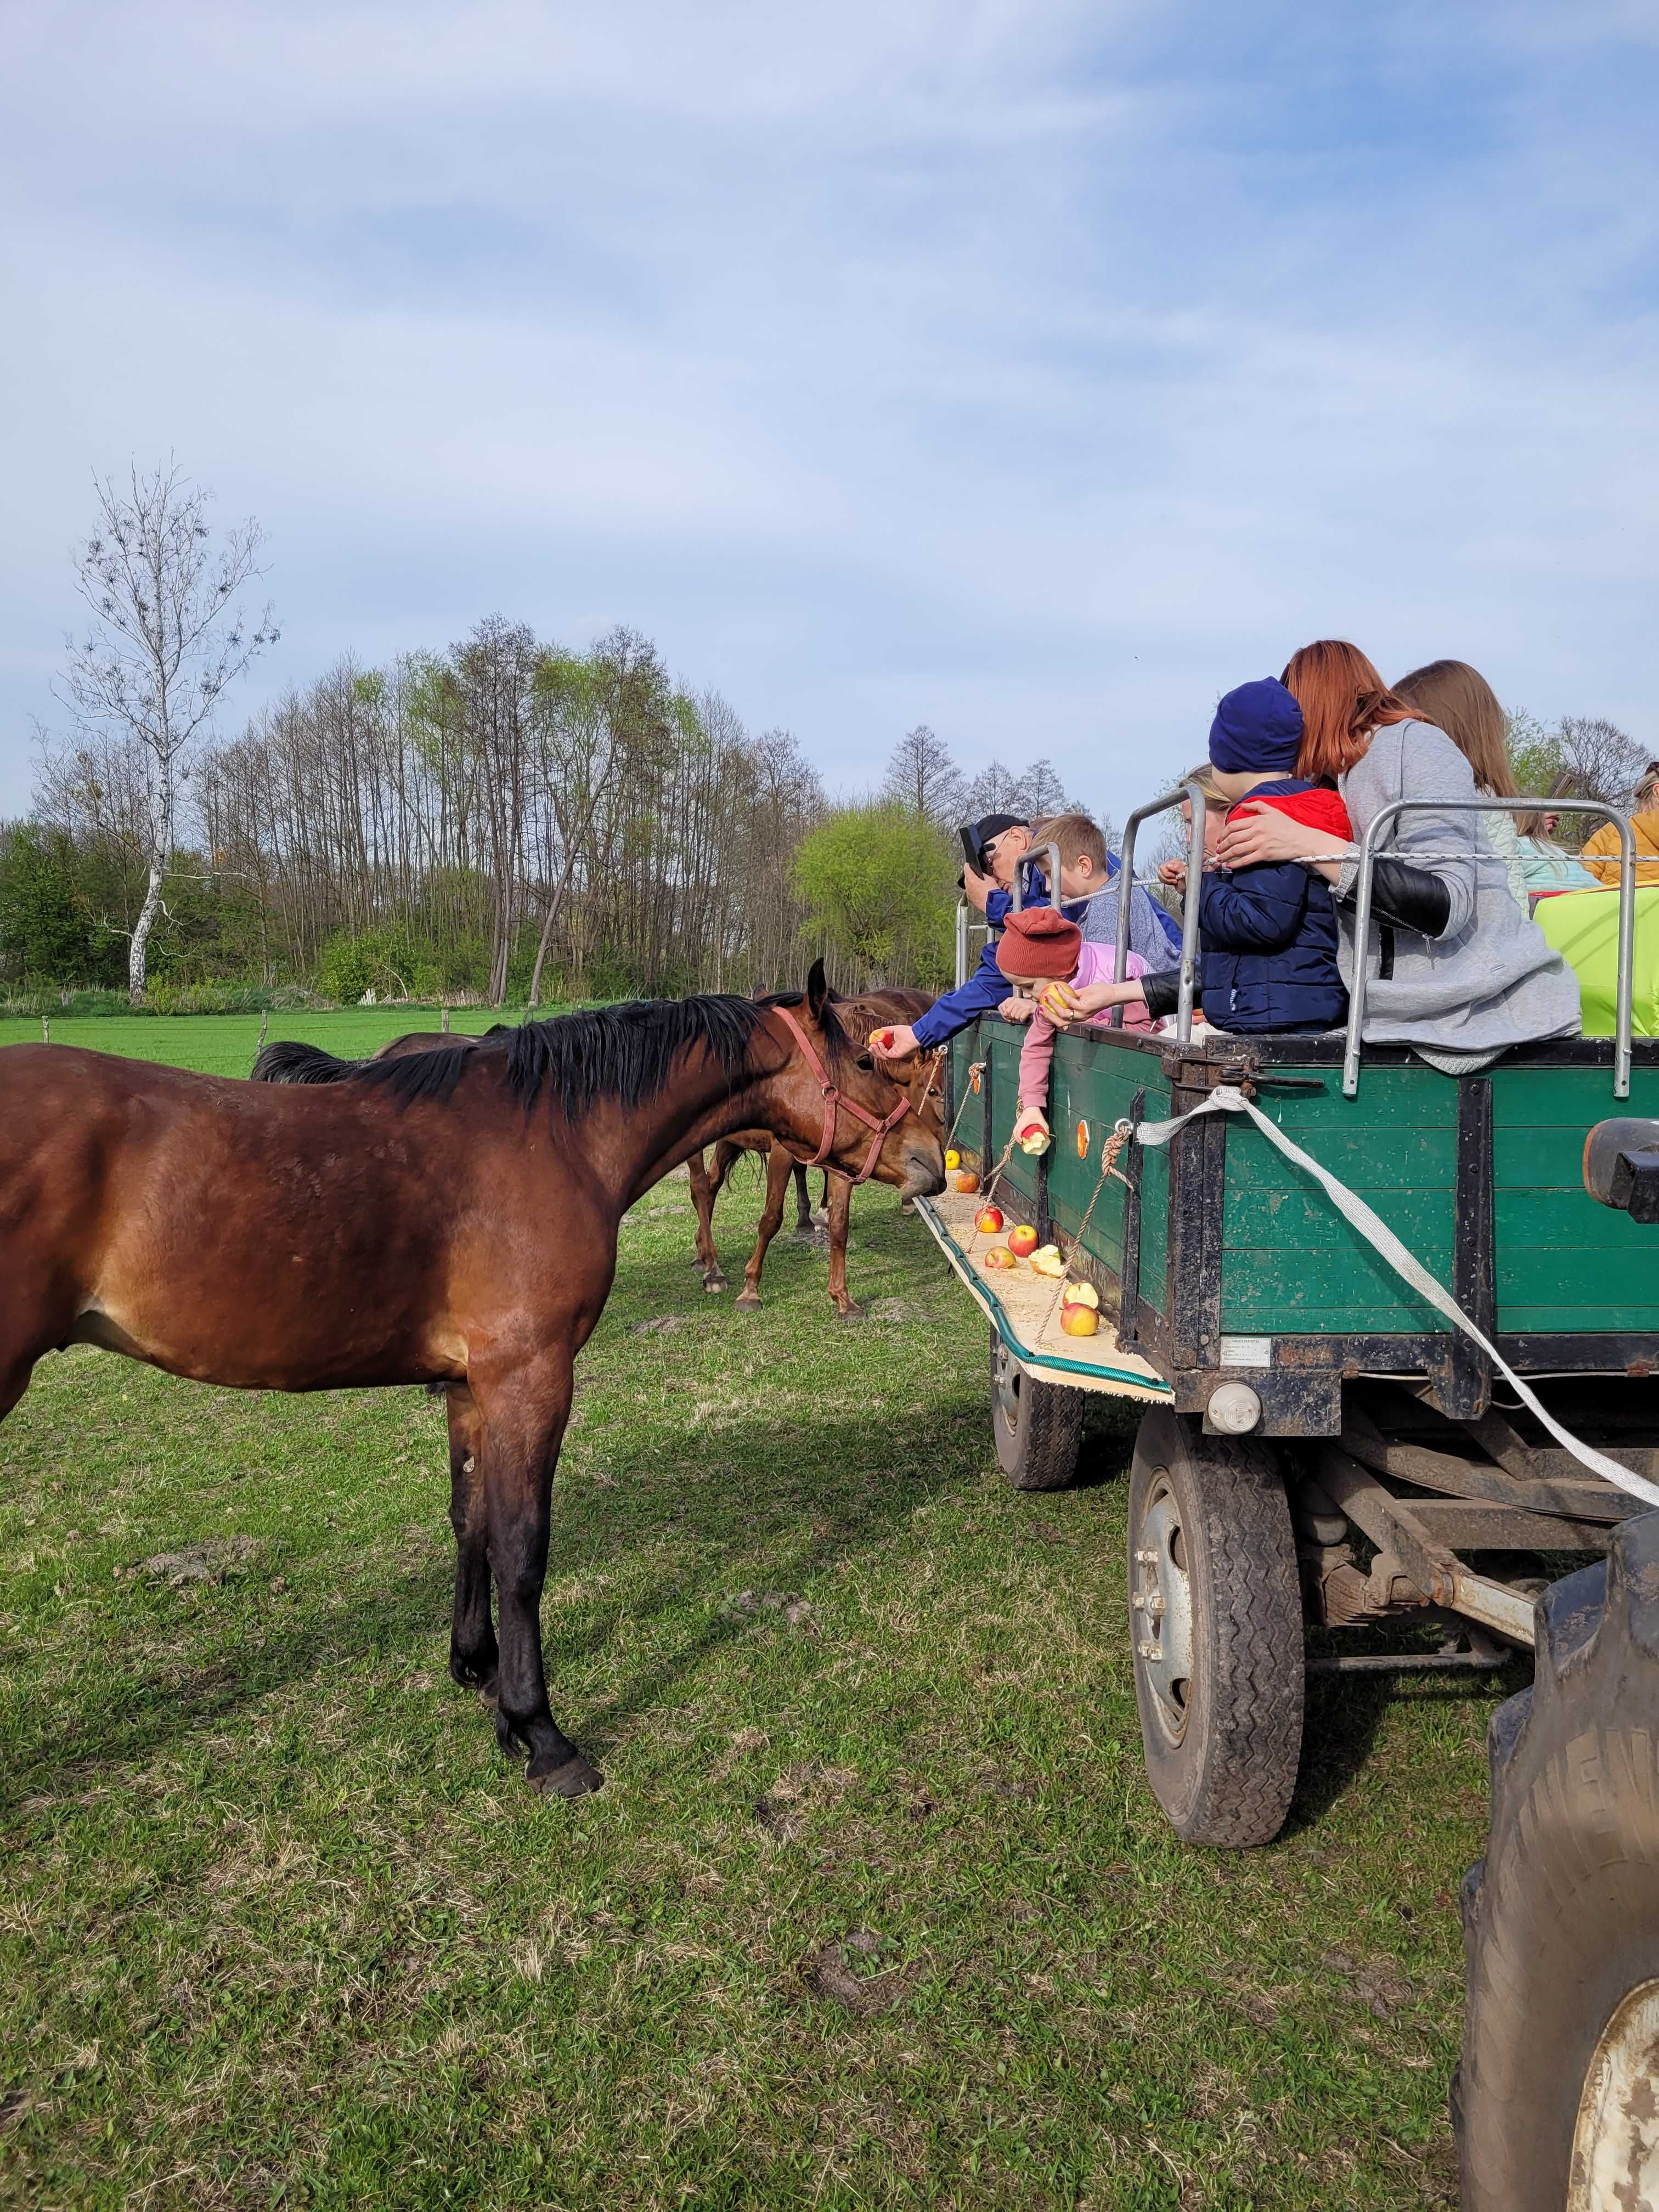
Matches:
[251,1040,360,1086]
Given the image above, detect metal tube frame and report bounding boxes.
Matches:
[1343,796,1635,1100]
[1115,782,1206,1042]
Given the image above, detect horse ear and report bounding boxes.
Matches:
[806,958,830,1022]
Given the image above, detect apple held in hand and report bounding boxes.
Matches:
[982,1246,1015,1271]
[975,1205,1005,1234]
[1006,1224,1039,1258]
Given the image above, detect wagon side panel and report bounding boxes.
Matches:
[1492,1062,1659,1336]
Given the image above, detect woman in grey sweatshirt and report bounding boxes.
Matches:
[1216,645,1581,1071]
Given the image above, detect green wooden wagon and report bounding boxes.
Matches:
[915,791,1659,1859]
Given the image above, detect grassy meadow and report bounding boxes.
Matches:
[0,1016,1509,2209]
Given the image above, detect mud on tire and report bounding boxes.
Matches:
[1457,1510,1659,2210]
[1127,1409,1303,1848]
[989,1325,1085,1491]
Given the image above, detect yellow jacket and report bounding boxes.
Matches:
[1582,809,1659,885]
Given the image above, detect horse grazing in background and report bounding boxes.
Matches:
[686,988,941,1318]
[1,967,943,1799]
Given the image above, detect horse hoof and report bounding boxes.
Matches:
[528,1753,605,1799]
[835,1303,867,1323]
[734,1293,762,1314]
[477,1677,500,1711]
[703,1273,729,1294]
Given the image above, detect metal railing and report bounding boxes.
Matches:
[1115,781,1206,1042]
[1344,797,1636,1099]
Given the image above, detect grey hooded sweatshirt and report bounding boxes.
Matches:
[1334,720,1582,1073]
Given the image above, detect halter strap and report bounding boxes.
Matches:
[769,1002,914,1185]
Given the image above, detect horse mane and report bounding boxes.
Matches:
[351,992,840,1120]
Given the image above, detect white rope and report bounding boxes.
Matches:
[1134,1085,1659,1510]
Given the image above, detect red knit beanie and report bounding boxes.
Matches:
[996,906,1083,982]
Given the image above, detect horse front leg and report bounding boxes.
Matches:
[735,1145,792,1312]
[685,1152,728,1292]
[824,1175,863,1318]
[444,1384,499,1701]
[475,1350,601,1799]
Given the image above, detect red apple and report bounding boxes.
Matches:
[1006,1223,1039,1258]
[975,1205,1005,1234]
[955,1170,980,1194]
[982,1246,1015,1271]
[1060,1302,1099,1337]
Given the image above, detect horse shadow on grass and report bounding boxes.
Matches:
[0,1367,987,1818]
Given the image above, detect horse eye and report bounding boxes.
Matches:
[856,1052,875,1071]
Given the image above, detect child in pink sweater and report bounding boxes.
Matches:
[995,905,1150,1150]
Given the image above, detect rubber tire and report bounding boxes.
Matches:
[989,1325,1084,1491]
[1127,1409,1303,1848]
[1456,1511,1659,2210]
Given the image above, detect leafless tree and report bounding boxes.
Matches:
[882,723,966,825]
[57,462,275,998]
[1558,716,1650,808]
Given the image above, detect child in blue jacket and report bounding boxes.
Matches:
[1053,679,1351,1036]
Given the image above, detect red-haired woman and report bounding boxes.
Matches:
[1215,640,1579,1071]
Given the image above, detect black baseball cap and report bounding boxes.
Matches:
[970,813,1029,866]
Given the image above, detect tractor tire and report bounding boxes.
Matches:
[989,1326,1084,1491]
[1127,1409,1303,1848]
[1456,1510,1659,2210]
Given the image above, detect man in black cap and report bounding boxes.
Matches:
[874,812,1036,1057]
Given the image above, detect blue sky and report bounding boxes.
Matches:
[2,1,1656,827]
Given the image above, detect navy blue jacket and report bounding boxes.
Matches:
[1195,782,1347,1034]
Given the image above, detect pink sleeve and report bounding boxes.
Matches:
[1018,1009,1058,1107]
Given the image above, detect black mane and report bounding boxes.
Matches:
[352,993,805,1119]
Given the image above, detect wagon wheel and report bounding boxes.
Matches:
[1455,1512,1659,2210]
[988,1326,1084,1491]
[1127,1409,1303,1848]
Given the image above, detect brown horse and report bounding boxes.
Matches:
[0,969,942,1798]
[686,988,941,1317]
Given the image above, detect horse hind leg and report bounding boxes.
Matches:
[791,1161,816,1241]
[685,1153,727,1293]
[444,1385,499,1703]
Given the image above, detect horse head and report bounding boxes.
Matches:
[764,961,945,1200]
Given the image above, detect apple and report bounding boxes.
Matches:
[955,1170,980,1194]
[1061,1280,1099,1310]
[981,1246,1015,1271]
[1006,1224,1039,1258]
[944,1148,961,1170]
[1030,1245,1065,1277]
[975,1205,1005,1234]
[1060,1302,1099,1336]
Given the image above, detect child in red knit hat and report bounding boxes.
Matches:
[995,906,1150,1152]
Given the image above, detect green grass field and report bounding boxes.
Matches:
[0,1018,1505,2208]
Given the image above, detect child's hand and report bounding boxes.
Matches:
[870,1023,919,1058]
[1157,858,1188,893]
[1013,1106,1051,1155]
[997,995,1036,1024]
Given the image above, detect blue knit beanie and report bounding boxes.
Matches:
[1209,678,1304,777]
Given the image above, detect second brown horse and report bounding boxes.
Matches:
[686,988,941,1317]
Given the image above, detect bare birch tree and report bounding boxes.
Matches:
[58,462,275,998]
